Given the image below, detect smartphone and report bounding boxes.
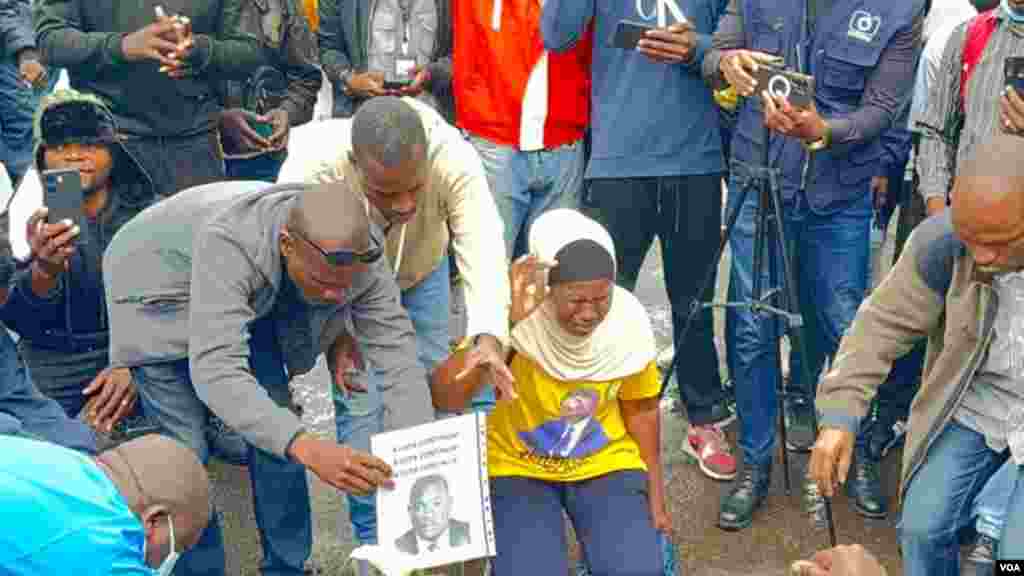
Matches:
[610,20,653,50]
[42,169,85,245]
[1006,56,1024,95]
[383,78,413,90]
[755,65,815,109]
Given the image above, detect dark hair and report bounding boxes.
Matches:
[351,97,427,168]
[408,474,450,507]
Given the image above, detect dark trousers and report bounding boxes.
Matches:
[131,316,311,575]
[121,131,225,199]
[584,174,728,426]
[490,471,662,576]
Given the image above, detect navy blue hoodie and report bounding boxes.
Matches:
[542,0,727,179]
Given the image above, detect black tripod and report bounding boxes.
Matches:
[660,123,837,547]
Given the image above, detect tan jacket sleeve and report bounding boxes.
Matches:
[815,219,947,434]
[436,126,510,345]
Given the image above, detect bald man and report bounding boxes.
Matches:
[103,180,433,575]
[808,133,1024,575]
[0,434,210,574]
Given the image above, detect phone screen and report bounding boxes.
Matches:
[610,20,653,50]
[1006,57,1024,95]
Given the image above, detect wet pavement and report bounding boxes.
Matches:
[209,218,916,575]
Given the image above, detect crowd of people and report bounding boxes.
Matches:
[0,0,1023,574]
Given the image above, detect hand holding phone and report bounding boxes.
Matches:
[610,20,654,50]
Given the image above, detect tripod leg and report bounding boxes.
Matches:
[765,176,838,548]
[659,176,753,396]
[765,194,792,496]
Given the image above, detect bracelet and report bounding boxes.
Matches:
[803,121,832,152]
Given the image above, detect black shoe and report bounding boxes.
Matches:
[718,461,771,531]
[207,414,249,466]
[784,399,816,453]
[848,449,887,518]
[966,534,998,576]
[867,415,906,460]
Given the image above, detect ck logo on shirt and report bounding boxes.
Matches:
[847,10,881,43]
[636,0,687,27]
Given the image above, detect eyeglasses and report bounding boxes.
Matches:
[292,227,384,267]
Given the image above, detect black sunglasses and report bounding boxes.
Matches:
[293,227,384,267]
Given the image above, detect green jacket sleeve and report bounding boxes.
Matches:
[188,0,268,80]
[34,0,130,73]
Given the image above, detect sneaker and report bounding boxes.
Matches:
[683,424,737,480]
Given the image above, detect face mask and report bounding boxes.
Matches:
[1004,0,1024,24]
[142,514,180,575]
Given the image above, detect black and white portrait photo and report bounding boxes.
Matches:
[395,474,471,555]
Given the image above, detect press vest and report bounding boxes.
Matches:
[732,0,919,213]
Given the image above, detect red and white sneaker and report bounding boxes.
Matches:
[683,424,737,481]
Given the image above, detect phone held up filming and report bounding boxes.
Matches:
[42,168,86,246]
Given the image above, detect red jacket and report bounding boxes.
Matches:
[452,0,592,151]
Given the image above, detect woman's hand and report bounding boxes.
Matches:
[509,255,557,326]
[649,490,673,534]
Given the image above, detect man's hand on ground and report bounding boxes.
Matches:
[81,367,137,433]
[288,434,394,495]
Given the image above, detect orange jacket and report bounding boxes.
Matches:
[452,0,591,151]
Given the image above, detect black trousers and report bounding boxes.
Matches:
[120,130,225,199]
[584,174,729,426]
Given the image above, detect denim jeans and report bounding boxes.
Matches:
[0,61,38,184]
[898,421,1024,576]
[334,258,485,545]
[225,152,287,183]
[468,135,584,260]
[585,175,728,426]
[120,131,225,199]
[725,181,872,465]
[131,316,312,576]
[973,457,1019,540]
[490,471,663,576]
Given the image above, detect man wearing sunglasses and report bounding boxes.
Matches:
[278,96,511,549]
[102,179,433,575]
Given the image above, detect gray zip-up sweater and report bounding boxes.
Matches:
[103,180,433,457]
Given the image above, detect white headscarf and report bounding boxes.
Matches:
[510,210,657,382]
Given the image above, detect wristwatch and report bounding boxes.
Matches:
[803,121,833,151]
[340,69,355,94]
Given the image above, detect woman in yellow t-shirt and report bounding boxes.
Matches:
[433,209,668,575]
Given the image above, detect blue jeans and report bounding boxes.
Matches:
[469,135,584,260]
[334,258,488,545]
[132,316,312,576]
[899,422,1024,575]
[490,471,663,576]
[0,61,38,183]
[725,181,871,465]
[225,152,286,183]
[973,457,1019,540]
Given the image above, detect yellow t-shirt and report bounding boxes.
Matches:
[487,355,660,482]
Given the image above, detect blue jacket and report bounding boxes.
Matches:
[728,0,923,214]
[542,0,726,179]
[0,330,97,454]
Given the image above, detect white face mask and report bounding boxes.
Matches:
[143,514,180,575]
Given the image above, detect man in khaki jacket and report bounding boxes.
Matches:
[278,96,510,548]
[809,133,1024,576]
